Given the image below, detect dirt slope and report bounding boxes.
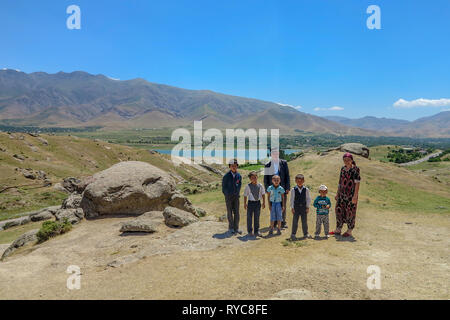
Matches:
[0,151,448,299]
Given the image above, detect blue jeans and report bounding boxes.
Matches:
[270,202,282,222]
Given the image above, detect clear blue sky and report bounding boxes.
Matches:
[1,0,449,120]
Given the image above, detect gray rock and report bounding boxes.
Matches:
[53,182,69,193]
[199,164,224,175]
[62,177,84,193]
[271,288,313,300]
[29,206,59,222]
[339,143,370,158]
[22,170,36,179]
[13,154,25,161]
[120,219,157,233]
[194,207,207,217]
[163,206,198,227]
[1,216,31,230]
[169,192,196,215]
[81,161,176,218]
[37,137,48,145]
[1,229,39,260]
[62,193,82,209]
[37,170,47,179]
[55,208,84,224]
[140,211,165,222]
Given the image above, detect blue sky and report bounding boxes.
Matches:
[1,0,449,121]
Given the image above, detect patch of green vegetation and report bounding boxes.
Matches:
[364,179,450,214]
[0,189,66,221]
[239,163,264,171]
[296,160,314,171]
[0,222,42,244]
[36,219,72,243]
[280,135,450,150]
[386,147,434,164]
[189,190,223,204]
[428,149,450,162]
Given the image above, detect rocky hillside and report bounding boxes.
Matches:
[325,112,450,138]
[0,132,224,220]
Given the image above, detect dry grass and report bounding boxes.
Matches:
[0,148,448,300]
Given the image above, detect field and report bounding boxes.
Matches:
[0,135,449,300]
[0,132,218,220]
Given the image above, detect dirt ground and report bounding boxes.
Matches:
[1,151,449,300]
[0,203,448,300]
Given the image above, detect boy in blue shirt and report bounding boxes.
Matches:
[313,184,331,238]
[266,175,285,235]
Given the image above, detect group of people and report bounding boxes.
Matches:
[221,149,361,240]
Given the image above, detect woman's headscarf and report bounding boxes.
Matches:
[343,152,356,167]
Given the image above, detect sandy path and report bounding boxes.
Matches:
[0,202,448,300]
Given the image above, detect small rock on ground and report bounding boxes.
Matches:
[270,288,313,300]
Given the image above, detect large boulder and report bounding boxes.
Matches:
[339,143,370,158]
[81,161,176,218]
[1,229,39,260]
[163,206,199,227]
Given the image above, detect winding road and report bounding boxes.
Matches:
[398,151,443,166]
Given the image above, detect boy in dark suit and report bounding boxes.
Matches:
[222,159,242,235]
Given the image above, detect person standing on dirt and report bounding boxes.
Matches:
[222,159,242,235]
[329,152,361,238]
[264,147,290,229]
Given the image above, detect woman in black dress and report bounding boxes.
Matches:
[329,152,361,237]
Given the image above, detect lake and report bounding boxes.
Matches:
[152,149,300,162]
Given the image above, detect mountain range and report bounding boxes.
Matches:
[325,113,450,138]
[0,69,448,137]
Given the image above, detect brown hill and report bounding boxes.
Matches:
[0,70,374,135]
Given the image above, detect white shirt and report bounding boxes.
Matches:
[243,183,266,201]
[273,160,279,175]
[290,185,311,209]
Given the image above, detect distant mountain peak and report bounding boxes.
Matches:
[0,70,447,137]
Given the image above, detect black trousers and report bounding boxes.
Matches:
[225,194,240,231]
[246,201,261,234]
[292,206,308,236]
